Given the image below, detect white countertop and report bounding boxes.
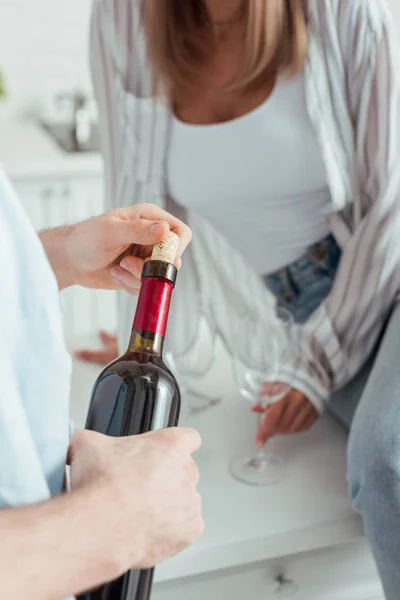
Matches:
[0,118,102,180]
[69,338,364,584]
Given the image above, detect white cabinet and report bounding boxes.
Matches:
[153,540,383,600]
[12,174,117,344]
[13,174,104,231]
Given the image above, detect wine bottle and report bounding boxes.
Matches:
[78,232,181,600]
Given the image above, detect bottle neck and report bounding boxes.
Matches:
[128,262,176,357]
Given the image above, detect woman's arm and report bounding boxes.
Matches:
[290,0,400,412]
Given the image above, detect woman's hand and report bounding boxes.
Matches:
[40,203,192,292]
[253,387,319,447]
[74,331,119,365]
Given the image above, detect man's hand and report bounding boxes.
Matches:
[254,388,319,447]
[0,427,203,600]
[68,427,204,572]
[40,204,192,291]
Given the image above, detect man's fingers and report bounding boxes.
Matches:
[172,427,202,454]
[136,204,192,256]
[174,225,192,258]
[149,427,202,454]
[119,247,183,275]
[117,204,192,256]
[115,217,171,247]
[110,265,142,292]
[119,255,144,279]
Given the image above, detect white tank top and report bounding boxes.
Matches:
[167,72,331,275]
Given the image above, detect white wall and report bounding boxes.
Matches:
[0,0,93,115]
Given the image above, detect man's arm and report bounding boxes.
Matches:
[39,204,191,292]
[39,225,75,290]
[0,428,203,600]
[1,484,119,600]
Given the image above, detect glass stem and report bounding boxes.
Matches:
[252,413,267,463]
[256,412,264,446]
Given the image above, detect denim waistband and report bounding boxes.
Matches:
[264,233,341,324]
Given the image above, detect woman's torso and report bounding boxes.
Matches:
[93,0,388,385]
[168,66,331,274]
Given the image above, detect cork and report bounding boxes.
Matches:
[151,231,180,264]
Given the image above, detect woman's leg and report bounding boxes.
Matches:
[265,235,400,596]
[328,346,378,430]
[345,303,400,600]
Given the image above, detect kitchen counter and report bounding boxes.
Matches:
[69,337,378,593]
[0,118,102,180]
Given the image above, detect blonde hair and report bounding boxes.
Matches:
[144,0,308,92]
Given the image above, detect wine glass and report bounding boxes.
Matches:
[165,295,221,415]
[230,305,297,486]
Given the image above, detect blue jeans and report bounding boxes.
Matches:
[265,234,400,600]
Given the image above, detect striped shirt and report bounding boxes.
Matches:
[90,0,400,413]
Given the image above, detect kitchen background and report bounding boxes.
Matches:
[1,2,400,599]
[0,0,92,116]
[0,0,112,347]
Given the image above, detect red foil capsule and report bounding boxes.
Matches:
[132,277,174,338]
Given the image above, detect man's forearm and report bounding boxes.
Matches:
[0,485,125,600]
[40,226,75,291]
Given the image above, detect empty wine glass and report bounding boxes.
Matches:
[230,305,297,486]
[165,295,221,415]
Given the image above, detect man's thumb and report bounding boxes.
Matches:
[119,218,170,246]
